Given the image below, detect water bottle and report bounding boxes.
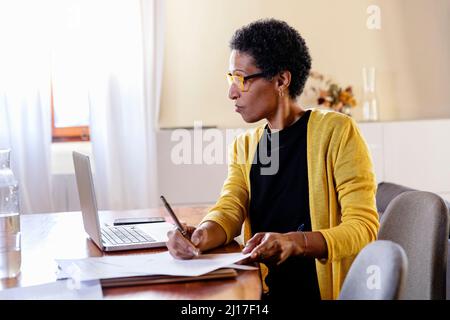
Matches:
[0,149,21,279]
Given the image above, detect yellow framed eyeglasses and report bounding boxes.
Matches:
[226,72,267,92]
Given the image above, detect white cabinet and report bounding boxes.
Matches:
[358,119,450,199]
[51,119,450,211]
[150,119,450,205]
[357,122,385,183]
[157,119,450,205]
[156,129,233,206]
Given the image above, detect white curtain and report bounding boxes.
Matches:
[0,0,163,213]
[0,1,54,214]
[86,0,163,210]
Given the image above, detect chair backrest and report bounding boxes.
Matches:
[339,240,407,300]
[376,182,450,233]
[376,182,416,216]
[378,191,449,299]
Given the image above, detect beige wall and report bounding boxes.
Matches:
[159,0,450,128]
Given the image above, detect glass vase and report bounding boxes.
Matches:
[362,67,379,121]
[341,105,352,117]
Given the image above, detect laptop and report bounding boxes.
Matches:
[72,151,174,252]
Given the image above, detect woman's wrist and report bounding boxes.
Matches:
[286,231,308,257]
[197,221,227,251]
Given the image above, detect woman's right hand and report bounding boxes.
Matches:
[166,225,206,259]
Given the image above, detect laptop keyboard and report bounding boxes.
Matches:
[101,226,155,245]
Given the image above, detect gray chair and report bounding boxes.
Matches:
[378,191,449,299]
[376,182,416,216]
[448,239,450,299]
[339,240,408,300]
[376,182,450,226]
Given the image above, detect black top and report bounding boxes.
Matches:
[249,110,320,300]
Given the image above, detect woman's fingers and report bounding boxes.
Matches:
[190,228,205,247]
[250,234,272,259]
[247,233,290,265]
[182,224,196,237]
[242,233,265,254]
[166,228,198,259]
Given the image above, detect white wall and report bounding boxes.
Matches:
[159,0,450,128]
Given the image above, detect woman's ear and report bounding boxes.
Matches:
[276,70,291,92]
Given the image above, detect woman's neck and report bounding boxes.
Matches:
[267,100,305,131]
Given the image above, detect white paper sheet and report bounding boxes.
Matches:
[0,280,103,300]
[56,251,250,282]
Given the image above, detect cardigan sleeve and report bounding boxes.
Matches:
[318,118,380,262]
[200,137,248,244]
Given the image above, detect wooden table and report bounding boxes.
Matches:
[0,206,262,299]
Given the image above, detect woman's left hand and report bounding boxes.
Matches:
[242,232,303,266]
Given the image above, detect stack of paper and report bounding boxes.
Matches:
[100,268,239,287]
[56,252,252,284]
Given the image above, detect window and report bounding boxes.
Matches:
[51,83,90,142]
[51,0,90,143]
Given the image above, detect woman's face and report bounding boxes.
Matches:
[228,50,278,123]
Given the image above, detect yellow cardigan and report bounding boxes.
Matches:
[201,109,379,300]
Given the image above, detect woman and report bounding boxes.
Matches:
[166,19,379,300]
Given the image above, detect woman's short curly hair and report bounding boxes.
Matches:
[230,19,312,99]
